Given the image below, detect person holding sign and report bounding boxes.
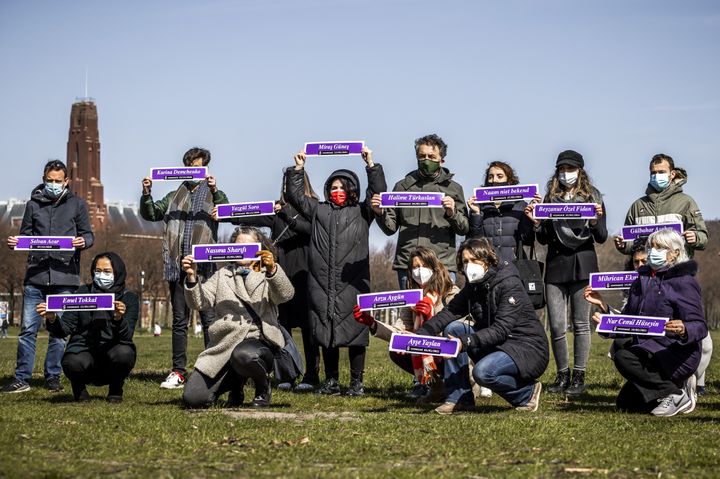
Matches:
[415,238,549,414]
[2,160,94,395]
[285,145,387,396]
[524,150,607,396]
[593,229,706,416]
[36,252,138,402]
[140,147,228,390]
[181,227,294,408]
[467,161,535,263]
[371,134,468,288]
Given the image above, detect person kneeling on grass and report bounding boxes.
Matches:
[181,227,294,409]
[591,229,706,417]
[39,252,138,403]
[415,238,549,415]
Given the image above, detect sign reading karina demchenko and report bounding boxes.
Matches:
[150,167,207,181]
[474,184,538,203]
[14,236,75,251]
[216,202,275,219]
[192,243,261,262]
[379,192,445,208]
[46,294,115,312]
[596,314,668,336]
[304,141,364,157]
[389,333,461,358]
[533,203,597,219]
[357,289,423,311]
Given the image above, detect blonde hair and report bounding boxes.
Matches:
[647,229,689,264]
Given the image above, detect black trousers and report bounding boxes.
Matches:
[168,273,215,374]
[183,339,274,409]
[321,346,365,382]
[62,344,136,399]
[296,326,320,384]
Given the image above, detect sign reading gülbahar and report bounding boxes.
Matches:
[357,289,423,311]
[474,184,539,203]
[14,236,75,251]
[192,243,261,262]
[621,222,683,241]
[304,141,364,157]
[533,203,597,219]
[379,192,445,208]
[46,294,115,312]
[151,167,207,181]
[389,333,461,358]
[216,201,275,219]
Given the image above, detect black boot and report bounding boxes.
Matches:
[250,376,272,408]
[565,370,586,396]
[547,369,571,393]
[346,372,364,397]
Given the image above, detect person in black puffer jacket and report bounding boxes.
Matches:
[284,145,386,397]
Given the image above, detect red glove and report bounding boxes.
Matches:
[353,304,375,327]
[414,296,434,321]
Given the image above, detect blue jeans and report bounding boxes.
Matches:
[15,284,73,383]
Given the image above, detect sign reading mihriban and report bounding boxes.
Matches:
[216,201,275,219]
[192,243,262,263]
[596,314,668,336]
[590,272,639,290]
[379,192,445,208]
[150,167,207,181]
[389,333,461,358]
[621,222,683,241]
[14,236,75,251]
[357,289,423,311]
[474,184,539,203]
[304,141,364,157]
[533,203,597,219]
[46,294,115,312]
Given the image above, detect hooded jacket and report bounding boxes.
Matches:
[416,262,549,381]
[284,164,387,348]
[378,168,469,272]
[20,185,95,287]
[622,169,708,256]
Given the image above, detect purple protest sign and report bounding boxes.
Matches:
[379,192,445,208]
[590,272,639,290]
[304,141,364,156]
[357,289,423,311]
[46,294,115,312]
[474,184,538,203]
[14,236,75,251]
[596,314,667,336]
[216,201,275,219]
[389,333,461,358]
[192,243,261,262]
[621,223,684,241]
[150,167,207,181]
[533,203,597,220]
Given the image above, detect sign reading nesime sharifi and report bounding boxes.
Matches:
[357,289,423,311]
[192,243,261,262]
[474,184,538,203]
[621,222,684,241]
[379,192,445,208]
[533,203,597,219]
[389,333,461,358]
[304,141,364,157]
[46,294,115,312]
[590,272,639,290]
[216,201,275,219]
[596,314,668,336]
[150,167,208,181]
[14,236,75,251]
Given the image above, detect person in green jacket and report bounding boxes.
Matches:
[372,134,469,287]
[139,147,228,390]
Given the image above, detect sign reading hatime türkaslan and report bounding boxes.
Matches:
[596,314,668,336]
[474,184,539,203]
[46,294,115,312]
[216,201,275,219]
[192,243,262,263]
[533,203,597,219]
[14,236,75,251]
[356,289,423,311]
[150,167,207,181]
[620,222,684,241]
[304,141,364,157]
[589,271,639,290]
[389,333,461,358]
[379,192,445,208]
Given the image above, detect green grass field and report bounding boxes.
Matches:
[0,328,718,478]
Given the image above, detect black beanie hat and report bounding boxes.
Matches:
[556,150,584,169]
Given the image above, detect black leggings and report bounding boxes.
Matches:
[62,344,136,399]
[322,346,365,381]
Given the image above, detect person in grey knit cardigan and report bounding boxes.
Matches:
[181,226,294,408]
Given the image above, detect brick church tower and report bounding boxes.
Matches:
[66,99,107,230]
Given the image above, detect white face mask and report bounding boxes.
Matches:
[559,170,579,187]
[411,266,433,286]
[464,262,487,283]
[647,247,668,270]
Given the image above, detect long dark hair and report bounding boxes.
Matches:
[328,176,359,207]
[407,246,453,299]
[544,168,598,202]
[456,238,499,272]
[280,168,318,205]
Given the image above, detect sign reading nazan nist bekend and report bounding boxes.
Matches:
[389,333,461,358]
[151,167,207,181]
[474,184,538,203]
[14,236,75,251]
[596,314,668,336]
[621,222,683,241]
[304,141,364,157]
[533,203,597,219]
[192,243,261,262]
[46,294,115,312]
[357,289,423,311]
[216,201,275,219]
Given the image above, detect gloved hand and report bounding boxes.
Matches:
[254,250,276,274]
[413,296,434,321]
[353,304,376,328]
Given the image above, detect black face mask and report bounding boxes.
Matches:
[485,181,509,187]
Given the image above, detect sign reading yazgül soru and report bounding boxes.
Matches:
[14,236,75,251]
[621,222,683,241]
[46,294,115,312]
[474,184,539,203]
[192,243,261,262]
[150,167,207,181]
[389,333,461,358]
[590,272,639,290]
[357,289,423,311]
[596,314,668,336]
[216,201,275,219]
[304,141,364,157]
[379,192,445,208]
[533,203,597,219]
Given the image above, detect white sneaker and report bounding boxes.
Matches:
[479,386,493,398]
[651,391,691,417]
[160,371,186,389]
[682,375,697,414]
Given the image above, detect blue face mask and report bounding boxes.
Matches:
[44,182,64,198]
[93,272,115,289]
[649,173,670,191]
[647,248,668,270]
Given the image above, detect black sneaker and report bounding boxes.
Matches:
[317,378,341,395]
[227,389,245,407]
[345,379,365,397]
[45,377,64,392]
[1,378,30,394]
[250,391,272,408]
[406,383,428,400]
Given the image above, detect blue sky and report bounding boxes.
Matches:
[1,0,718,244]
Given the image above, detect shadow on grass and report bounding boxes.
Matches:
[130,369,170,383]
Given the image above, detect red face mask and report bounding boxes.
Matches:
[330,190,347,206]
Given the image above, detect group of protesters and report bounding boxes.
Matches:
[2,134,711,418]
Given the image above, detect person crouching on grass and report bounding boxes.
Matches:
[181,227,294,409]
[592,229,707,417]
[415,238,549,414]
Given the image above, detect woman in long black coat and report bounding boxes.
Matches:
[284,146,386,396]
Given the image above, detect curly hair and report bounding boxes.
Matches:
[484,161,519,186]
[456,237,499,272]
[414,134,448,159]
[182,147,211,166]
